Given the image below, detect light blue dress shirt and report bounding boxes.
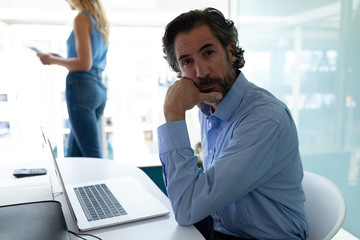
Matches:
[157,72,308,239]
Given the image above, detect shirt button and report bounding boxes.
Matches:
[209,149,213,154]
[209,122,212,128]
[216,222,221,227]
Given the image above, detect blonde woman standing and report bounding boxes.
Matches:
[37,0,110,158]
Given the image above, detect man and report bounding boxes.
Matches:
[157,7,308,240]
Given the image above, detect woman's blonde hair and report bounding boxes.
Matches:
[68,0,110,44]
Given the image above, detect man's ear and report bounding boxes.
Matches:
[227,43,236,62]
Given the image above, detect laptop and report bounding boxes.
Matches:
[41,129,169,231]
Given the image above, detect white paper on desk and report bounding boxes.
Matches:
[0,175,53,206]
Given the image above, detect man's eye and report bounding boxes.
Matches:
[182,59,191,66]
[205,50,215,56]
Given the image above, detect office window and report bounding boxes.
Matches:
[0,1,228,164]
[231,0,360,237]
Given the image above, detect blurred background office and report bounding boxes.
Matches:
[0,0,359,238]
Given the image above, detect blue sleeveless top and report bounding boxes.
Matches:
[67,11,108,72]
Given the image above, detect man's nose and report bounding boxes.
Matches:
[195,62,210,79]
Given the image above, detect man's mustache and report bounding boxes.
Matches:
[195,76,221,89]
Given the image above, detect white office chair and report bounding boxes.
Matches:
[302,171,346,240]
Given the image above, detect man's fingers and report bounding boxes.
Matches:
[199,92,223,105]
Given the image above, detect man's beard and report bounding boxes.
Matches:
[197,56,236,98]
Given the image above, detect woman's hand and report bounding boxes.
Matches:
[36,52,62,65]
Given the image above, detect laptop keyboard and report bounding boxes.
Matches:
[74,184,128,222]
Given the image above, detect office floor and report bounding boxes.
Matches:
[333,228,359,240]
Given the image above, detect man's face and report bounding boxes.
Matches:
[174,24,237,98]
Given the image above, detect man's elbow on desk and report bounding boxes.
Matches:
[174,213,198,227]
[171,201,208,226]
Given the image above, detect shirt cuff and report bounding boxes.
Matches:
[157,120,192,154]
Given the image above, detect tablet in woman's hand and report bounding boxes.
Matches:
[28,46,42,54]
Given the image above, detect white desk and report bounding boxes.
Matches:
[54,157,204,240]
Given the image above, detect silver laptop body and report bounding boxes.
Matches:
[42,130,169,231]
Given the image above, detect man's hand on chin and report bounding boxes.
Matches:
[164,78,223,122]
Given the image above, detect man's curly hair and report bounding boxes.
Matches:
[162,7,245,77]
